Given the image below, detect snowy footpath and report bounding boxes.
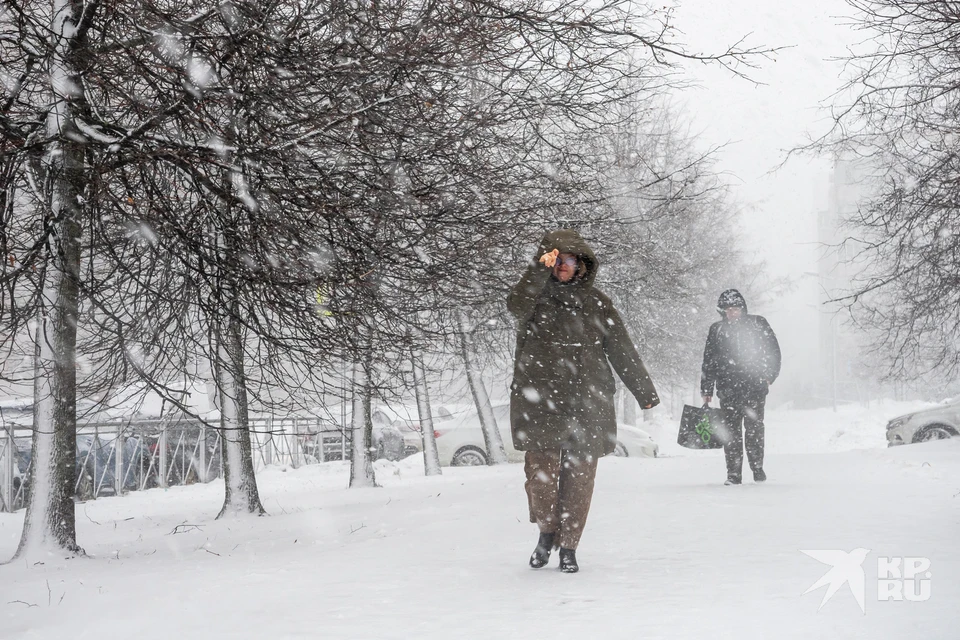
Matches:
[1,402,958,639]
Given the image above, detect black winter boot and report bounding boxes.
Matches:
[753,468,766,483]
[724,475,742,485]
[559,548,579,573]
[529,532,555,569]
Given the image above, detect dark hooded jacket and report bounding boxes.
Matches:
[507,230,660,457]
[700,289,781,399]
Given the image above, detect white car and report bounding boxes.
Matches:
[886,401,960,446]
[432,403,659,466]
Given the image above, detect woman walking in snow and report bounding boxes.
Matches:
[508,229,660,573]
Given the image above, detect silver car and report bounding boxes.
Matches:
[886,401,960,446]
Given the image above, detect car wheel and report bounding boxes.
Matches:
[914,424,957,443]
[613,441,628,457]
[451,446,487,467]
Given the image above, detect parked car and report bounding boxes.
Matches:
[10,433,153,505]
[432,403,659,466]
[372,403,463,458]
[6,410,221,507]
[373,424,405,462]
[613,423,661,458]
[2,398,145,505]
[886,401,960,446]
[371,405,422,458]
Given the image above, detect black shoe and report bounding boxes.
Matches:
[529,532,555,569]
[559,548,579,573]
[753,469,766,483]
[724,475,742,485]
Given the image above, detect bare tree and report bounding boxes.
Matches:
[6,0,94,560]
[411,349,441,476]
[348,333,377,488]
[807,0,960,380]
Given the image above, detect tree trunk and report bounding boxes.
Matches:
[15,259,83,559]
[210,59,265,517]
[412,351,441,476]
[13,0,88,560]
[349,355,377,488]
[215,312,265,518]
[457,316,507,465]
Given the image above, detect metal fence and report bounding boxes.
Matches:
[0,417,352,513]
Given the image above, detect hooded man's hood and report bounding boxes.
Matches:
[535,229,598,290]
[717,289,748,315]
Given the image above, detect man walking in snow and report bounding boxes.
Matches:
[700,289,781,485]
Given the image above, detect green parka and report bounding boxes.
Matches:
[508,230,660,457]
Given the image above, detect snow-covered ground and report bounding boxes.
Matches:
[2,402,958,639]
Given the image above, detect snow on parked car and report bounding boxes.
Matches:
[886,399,960,446]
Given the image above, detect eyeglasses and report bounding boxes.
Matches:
[556,256,578,268]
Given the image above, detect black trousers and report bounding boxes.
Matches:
[720,393,766,477]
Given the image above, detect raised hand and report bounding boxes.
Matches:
[538,248,560,268]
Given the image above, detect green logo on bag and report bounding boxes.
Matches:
[695,415,712,444]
